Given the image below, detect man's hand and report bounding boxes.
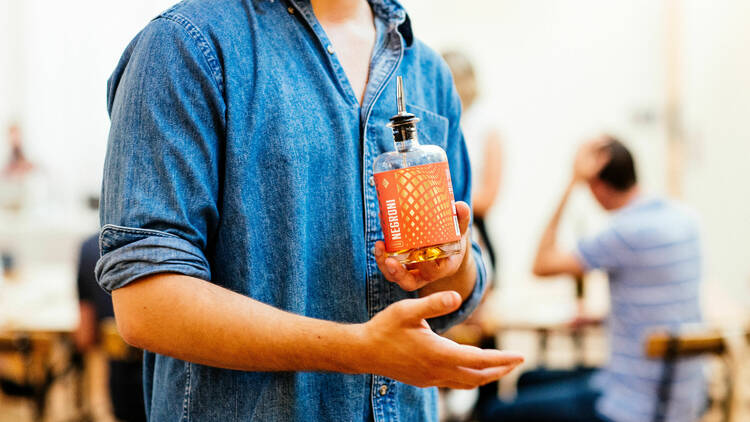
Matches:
[572,137,611,183]
[373,201,472,293]
[358,290,523,389]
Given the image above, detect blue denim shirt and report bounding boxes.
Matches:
[96,0,486,420]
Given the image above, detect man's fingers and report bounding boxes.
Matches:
[439,380,477,390]
[455,201,471,235]
[374,242,406,281]
[453,364,519,386]
[374,241,436,291]
[395,291,461,321]
[595,148,612,170]
[384,257,408,279]
[409,254,462,282]
[431,365,520,389]
[441,344,524,370]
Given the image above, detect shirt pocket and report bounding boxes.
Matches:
[408,103,449,150]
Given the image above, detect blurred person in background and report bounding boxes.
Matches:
[478,136,706,422]
[442,51,503,276]
[1,123,34,211]
[2,123,34,178]
[75,233,146,422]
[96,0,522,421]
[0,122,49,213]
[441,51,505,422]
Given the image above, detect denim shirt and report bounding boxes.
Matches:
[96,0,486,420]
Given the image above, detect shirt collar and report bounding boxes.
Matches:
[370,0,414,47]
[368,0,406,24]
[288,0,412,46]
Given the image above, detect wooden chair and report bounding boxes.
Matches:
[645,329,733,422]
[0,331,74,422]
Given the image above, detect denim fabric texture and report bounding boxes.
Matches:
[96,0,486,420]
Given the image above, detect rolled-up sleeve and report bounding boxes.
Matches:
[96,225,212,293]
[427,65,487,333]
[96,16,225,293]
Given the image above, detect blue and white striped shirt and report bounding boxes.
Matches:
[577,197,705,422]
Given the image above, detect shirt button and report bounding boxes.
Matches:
[326,45,335,54]
[369,176,375,186]
[287,7,294,14]
[379,385,388,396]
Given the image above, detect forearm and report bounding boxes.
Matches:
[473,133,503,218]
[533,179,576,273]
[471,191,493,218]
[112,273,366,373]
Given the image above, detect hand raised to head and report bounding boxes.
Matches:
[573,136,612,183]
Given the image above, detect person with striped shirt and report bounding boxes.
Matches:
[478,136,705,422]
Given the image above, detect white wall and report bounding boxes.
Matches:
[0,0,20,161]
[402,0,749,317]
[681,0,750,312]
[1,0,176,216]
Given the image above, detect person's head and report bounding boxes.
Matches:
[588,136,638,211]
[7,123,24,160]
[442,50,478,110]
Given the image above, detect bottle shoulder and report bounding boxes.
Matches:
[373,145,448,173]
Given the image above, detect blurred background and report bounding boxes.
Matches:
[0,0,748,421]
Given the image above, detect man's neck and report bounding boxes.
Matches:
[311,0,371,23]
[611,186,641,210]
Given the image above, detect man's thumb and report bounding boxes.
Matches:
[403,291,462,321]
[455,201,471,235]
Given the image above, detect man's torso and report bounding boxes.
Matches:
[105,1,467,420]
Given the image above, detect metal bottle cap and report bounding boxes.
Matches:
[387,76,419,142]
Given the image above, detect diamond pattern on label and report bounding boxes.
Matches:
[374,161,461,252]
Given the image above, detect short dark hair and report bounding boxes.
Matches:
[597,137,637,191]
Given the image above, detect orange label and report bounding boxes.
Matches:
[374,161,461,253]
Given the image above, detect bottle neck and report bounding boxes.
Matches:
[395,137,419,152]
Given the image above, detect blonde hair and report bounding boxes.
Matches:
[442,50,478,110]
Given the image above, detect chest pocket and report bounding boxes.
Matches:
[408,103,449,150]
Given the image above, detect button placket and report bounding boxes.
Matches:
[379,384,388,396]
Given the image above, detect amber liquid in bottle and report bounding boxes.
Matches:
[373,76,461,265]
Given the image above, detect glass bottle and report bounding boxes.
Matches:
[373,76,462,264]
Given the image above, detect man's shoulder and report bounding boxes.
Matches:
[610,197,700,250]
[159,0,249,27]
[123,0,250,57]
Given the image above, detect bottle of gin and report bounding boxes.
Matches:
[373,76,462,264]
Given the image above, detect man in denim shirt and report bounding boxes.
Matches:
[96,0,522,420]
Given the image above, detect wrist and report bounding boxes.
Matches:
[337,322,373,375]
[419,241,476,300]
